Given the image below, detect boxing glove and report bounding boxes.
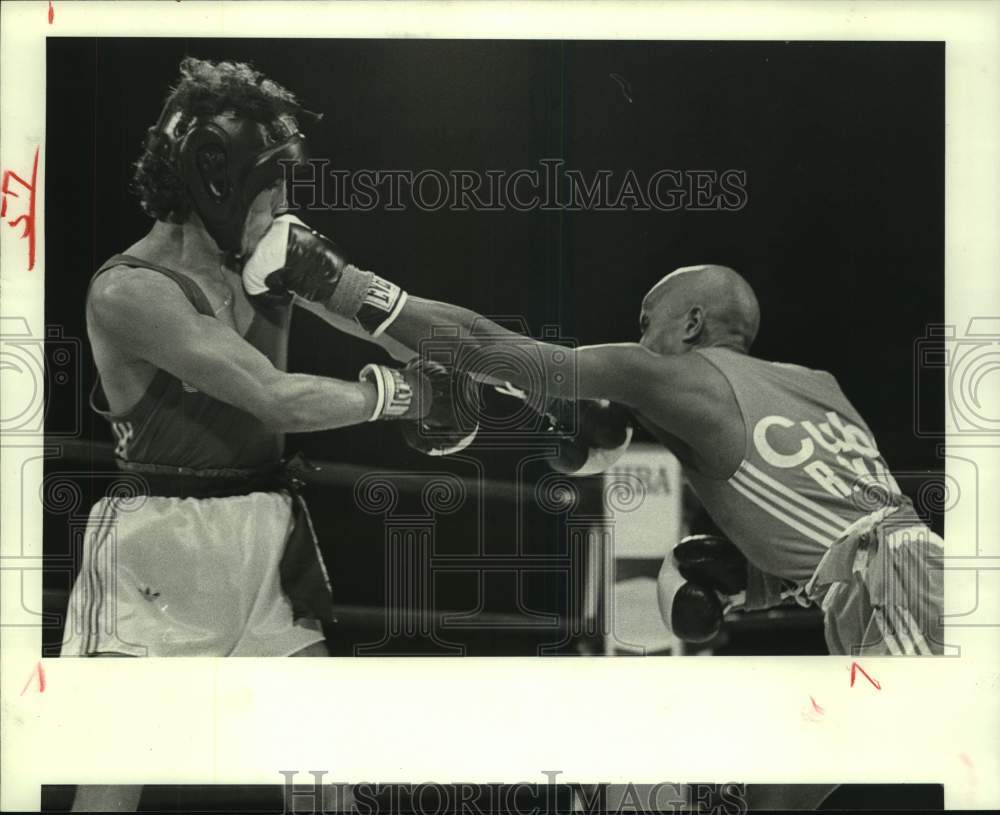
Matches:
[670,582,726,643]
[360,358,480,455]
[243,214,406,336]
[657,535,749,643]
[546,398,634,476]
[673,534,748,597]
[657,554,726,643]
[400,358,481,456]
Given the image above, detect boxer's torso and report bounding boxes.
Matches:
[638,347,904,582]
[87,249,289,470]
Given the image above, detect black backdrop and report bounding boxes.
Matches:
[43,38,943,655]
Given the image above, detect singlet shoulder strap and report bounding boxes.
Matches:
[94,253,215,316]
[88,253,214,421]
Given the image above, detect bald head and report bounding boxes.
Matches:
[639,264,760,356]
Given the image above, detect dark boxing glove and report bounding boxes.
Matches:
[545,398,634,475]
[673,534,748,597]
[401,358,481,456]
[657,554,725,644]
[670,582,725,644]
[243,214,406,336]
[360,358,481,455]
[657,534,749,643]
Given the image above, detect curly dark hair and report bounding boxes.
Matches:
[132,57,303,222]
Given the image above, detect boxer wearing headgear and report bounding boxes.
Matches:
[65,58,474,667]
[146,103,309,256]
[66,58,482,812]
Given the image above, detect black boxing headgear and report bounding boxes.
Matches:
[151,103,309,253]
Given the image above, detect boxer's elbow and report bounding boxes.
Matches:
[247,388,296,431]
[252,395,318,433]
[574,344,657,406]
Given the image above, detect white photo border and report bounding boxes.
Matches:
[2,1,998,811]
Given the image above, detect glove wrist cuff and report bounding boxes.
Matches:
[361,278,408,337]
[326,268,407,337]
[359,364,419,421]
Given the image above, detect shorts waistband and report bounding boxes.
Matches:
[804,504,931,599]
[115,459,300,499]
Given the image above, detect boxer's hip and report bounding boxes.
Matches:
[805,506,944,656]
[60,492,324,657]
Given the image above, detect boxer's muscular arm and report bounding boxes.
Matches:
[387,296,729,443]
[294,296,416,363]
[89,269,379,432]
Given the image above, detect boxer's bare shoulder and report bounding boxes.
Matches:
[87,265,196,410]
[575,342,743,476]
[88,265,276,416]
[577,342,733,420]
[88,264,194,336]
[89,260,300,425]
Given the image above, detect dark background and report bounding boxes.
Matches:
[40,783,944,812]
[42,39,944,656]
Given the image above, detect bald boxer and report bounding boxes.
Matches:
[427,265,943,656]
[257,244,943,657]
[415,264,945,656]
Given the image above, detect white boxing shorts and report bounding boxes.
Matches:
[60,491,326,657]
[806,507,945,656]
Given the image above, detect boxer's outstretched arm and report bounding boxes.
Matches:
[294,296,416,363]
[387,295,578,386]
[387,296,732,445]
[90,269,380,432]
[389,297,700,394]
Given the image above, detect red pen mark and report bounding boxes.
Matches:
[959,753,977,788]
[20,661,46,695]
[801,695,825,723]
[48,1,54,24]
[849,661,881,690]
[1,146,40,271]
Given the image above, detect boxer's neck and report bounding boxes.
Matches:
[140,219,230,279]
[704,337,749,354]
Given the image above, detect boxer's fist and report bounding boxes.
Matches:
[242,214,346,305]
[546,399,633,475]
[243,215,406,336]
[658,554,725,643]
[670,582,725,643]
[673,534,748,597]
[658,534,749,644]
[395,358,481,456]
[401,358,480,456]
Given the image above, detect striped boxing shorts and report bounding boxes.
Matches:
[60,490,327,657]
[805,506,945,656]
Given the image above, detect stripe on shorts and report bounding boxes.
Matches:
[873,606,930,656]
[84,502,117,654]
